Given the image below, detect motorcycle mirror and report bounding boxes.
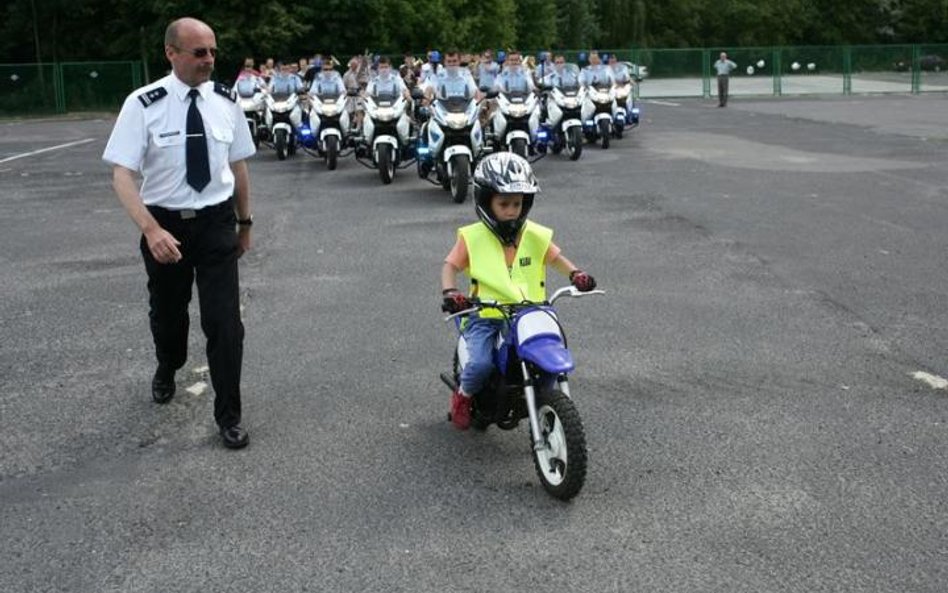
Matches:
[486,90,499,99]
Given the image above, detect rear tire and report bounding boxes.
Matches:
[377,143,395,184]
[326,135,338,170]
[450,154,470,203]
[614,122,624,139]
[511,137,528,158]
[532,389,587,500]
[599,119,610,149]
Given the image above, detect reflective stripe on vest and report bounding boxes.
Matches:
[459,220,552,319]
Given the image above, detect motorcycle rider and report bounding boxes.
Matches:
[580,50,614,88]
[269,61,303,96]
[441,152,597,430]
[494,49,535,94]
[365,55,410,102]
[423,50,479,103]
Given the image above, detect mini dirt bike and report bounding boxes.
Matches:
[440,285,604,500]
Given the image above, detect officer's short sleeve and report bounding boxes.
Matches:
[228,100,256,162]
[102,94,146,171]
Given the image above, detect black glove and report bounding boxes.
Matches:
[441,289,472,313]
[570,270,597,292]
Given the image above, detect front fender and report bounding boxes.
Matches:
[518,335,574,374]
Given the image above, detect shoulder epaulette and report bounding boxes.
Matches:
[214,82,237,102]
[137,87,167,108]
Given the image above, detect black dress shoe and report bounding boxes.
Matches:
[151,365,175,404]
[220,425,249,449]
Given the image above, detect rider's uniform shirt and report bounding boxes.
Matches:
[494,67,536,93]
[428,68,478,100]
[580,64,615,87]
[102,72,255,211]
[311,71,345,97]
[446,220,560,317]
[609,64,632,84]
[475,62,499,90]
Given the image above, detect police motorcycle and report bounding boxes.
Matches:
[542,64,586,161]
[234,77,267,148]
[580,68,616,150]
[307,71,352,171]
[416,73,484,204]
[357,83,413,184]
[489,69,541,159]
[610,62,641,139]
[442,285,604,500]
[264,76,304,160]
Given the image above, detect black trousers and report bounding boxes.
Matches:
[141,199,243,429]
[717,75,730,106]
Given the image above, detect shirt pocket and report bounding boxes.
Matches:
[151,131,185,167]
[209,126,234,161]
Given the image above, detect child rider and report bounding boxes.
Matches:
[440,152,597,430]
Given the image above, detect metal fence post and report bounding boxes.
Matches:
[132,61,142,88]
[54,62,66,113]
[843,46,852,95]
[772,48,782,96]
[911,45,921,93]
[702,49,711,98]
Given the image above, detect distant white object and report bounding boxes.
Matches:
[746,66,755,75]
[807,62,816,71]
[791,62,801,71]
[756,59,765,68]
[89,71,99,79]
[10,74,19,82]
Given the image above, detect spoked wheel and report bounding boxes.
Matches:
[511,137,528,158]
[532,389,587,500]
[449,154,470,203]
[377,143,395,184]
[325,135,338,170]
[598,119,611,149]
[567,127,583,161]
[275,129,287,160]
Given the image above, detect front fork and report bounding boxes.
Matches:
[522,362,570,451]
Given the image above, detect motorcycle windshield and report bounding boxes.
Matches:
[438,96,471,113]
[502,71,531,93]
[372,85,399,104]
[236,79,256,97]
[314,81,342,100]
[438,76,471,101]
[270,77,297,96]
[271,91,292,101]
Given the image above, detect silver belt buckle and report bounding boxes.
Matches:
[180,209,197,220]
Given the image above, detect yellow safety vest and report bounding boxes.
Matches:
[459,220,553,318]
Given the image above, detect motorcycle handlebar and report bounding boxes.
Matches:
[442,287,605,322]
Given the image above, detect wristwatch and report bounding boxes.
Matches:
[237,215,253,227]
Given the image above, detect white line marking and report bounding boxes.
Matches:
[647,100,680,106]
[912,371,948,390]
[192,365,209,374]
[186,381,208,396]
[0,138,96,165]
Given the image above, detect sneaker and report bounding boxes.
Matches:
[450,390,472,430]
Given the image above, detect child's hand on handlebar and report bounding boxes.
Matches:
[441,289,472,313]
[569,270,597,292]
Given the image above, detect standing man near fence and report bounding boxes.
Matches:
[102,17,256,449]
[714,52,737,107]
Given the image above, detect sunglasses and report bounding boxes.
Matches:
[174,46,218,58]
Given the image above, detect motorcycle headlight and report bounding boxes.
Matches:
[375,107,395,120]
[274,101,289,111]
[596,91,611,102]
[446,113,468,129]
[321,103,337,116]
[509,105,528,117]
[615,87,630,99]
[562,98,578,109]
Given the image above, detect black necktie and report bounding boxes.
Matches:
[186,89,211,192]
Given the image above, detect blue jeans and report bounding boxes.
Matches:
[460,317,506,395]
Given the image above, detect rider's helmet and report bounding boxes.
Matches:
[473,152,540,246]
[429,50,441,64]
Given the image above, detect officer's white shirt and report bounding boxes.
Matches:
[102,73,256,211]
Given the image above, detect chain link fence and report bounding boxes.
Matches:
[0,61,143,117]
[2,45,946,116]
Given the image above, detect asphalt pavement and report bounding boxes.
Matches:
[2,94,947,592]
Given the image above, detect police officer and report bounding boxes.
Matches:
[102,17,255,449]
